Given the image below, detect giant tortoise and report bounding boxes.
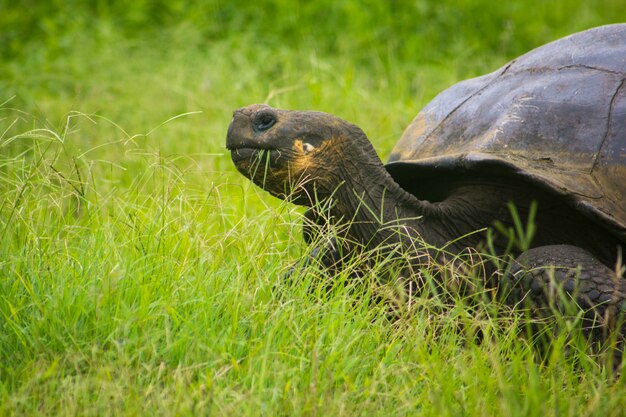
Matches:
[226,24,626,345]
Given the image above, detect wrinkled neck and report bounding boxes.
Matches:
[326,160,447,250]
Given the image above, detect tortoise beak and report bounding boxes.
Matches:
[226,108,254,151]
[226,104,276,150]
[226,105,285,173]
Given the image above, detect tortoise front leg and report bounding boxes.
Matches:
[504,244,626,345]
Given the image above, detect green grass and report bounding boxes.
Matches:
[2,1,626,415]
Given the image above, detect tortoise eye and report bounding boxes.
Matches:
[254,113,276,132]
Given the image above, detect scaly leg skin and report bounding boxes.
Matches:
[505,244,626,368]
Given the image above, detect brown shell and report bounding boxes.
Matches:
[386,24,626,242]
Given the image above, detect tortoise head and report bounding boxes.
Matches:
[226,104,380,206]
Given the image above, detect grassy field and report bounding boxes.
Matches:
[1,1,626,415]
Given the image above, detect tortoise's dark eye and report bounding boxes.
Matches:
[254,113,277,132]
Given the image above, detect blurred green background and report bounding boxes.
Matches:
[3,0,625,140]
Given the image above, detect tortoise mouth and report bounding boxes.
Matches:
[229,146,284,170]
[229,146,263,163]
